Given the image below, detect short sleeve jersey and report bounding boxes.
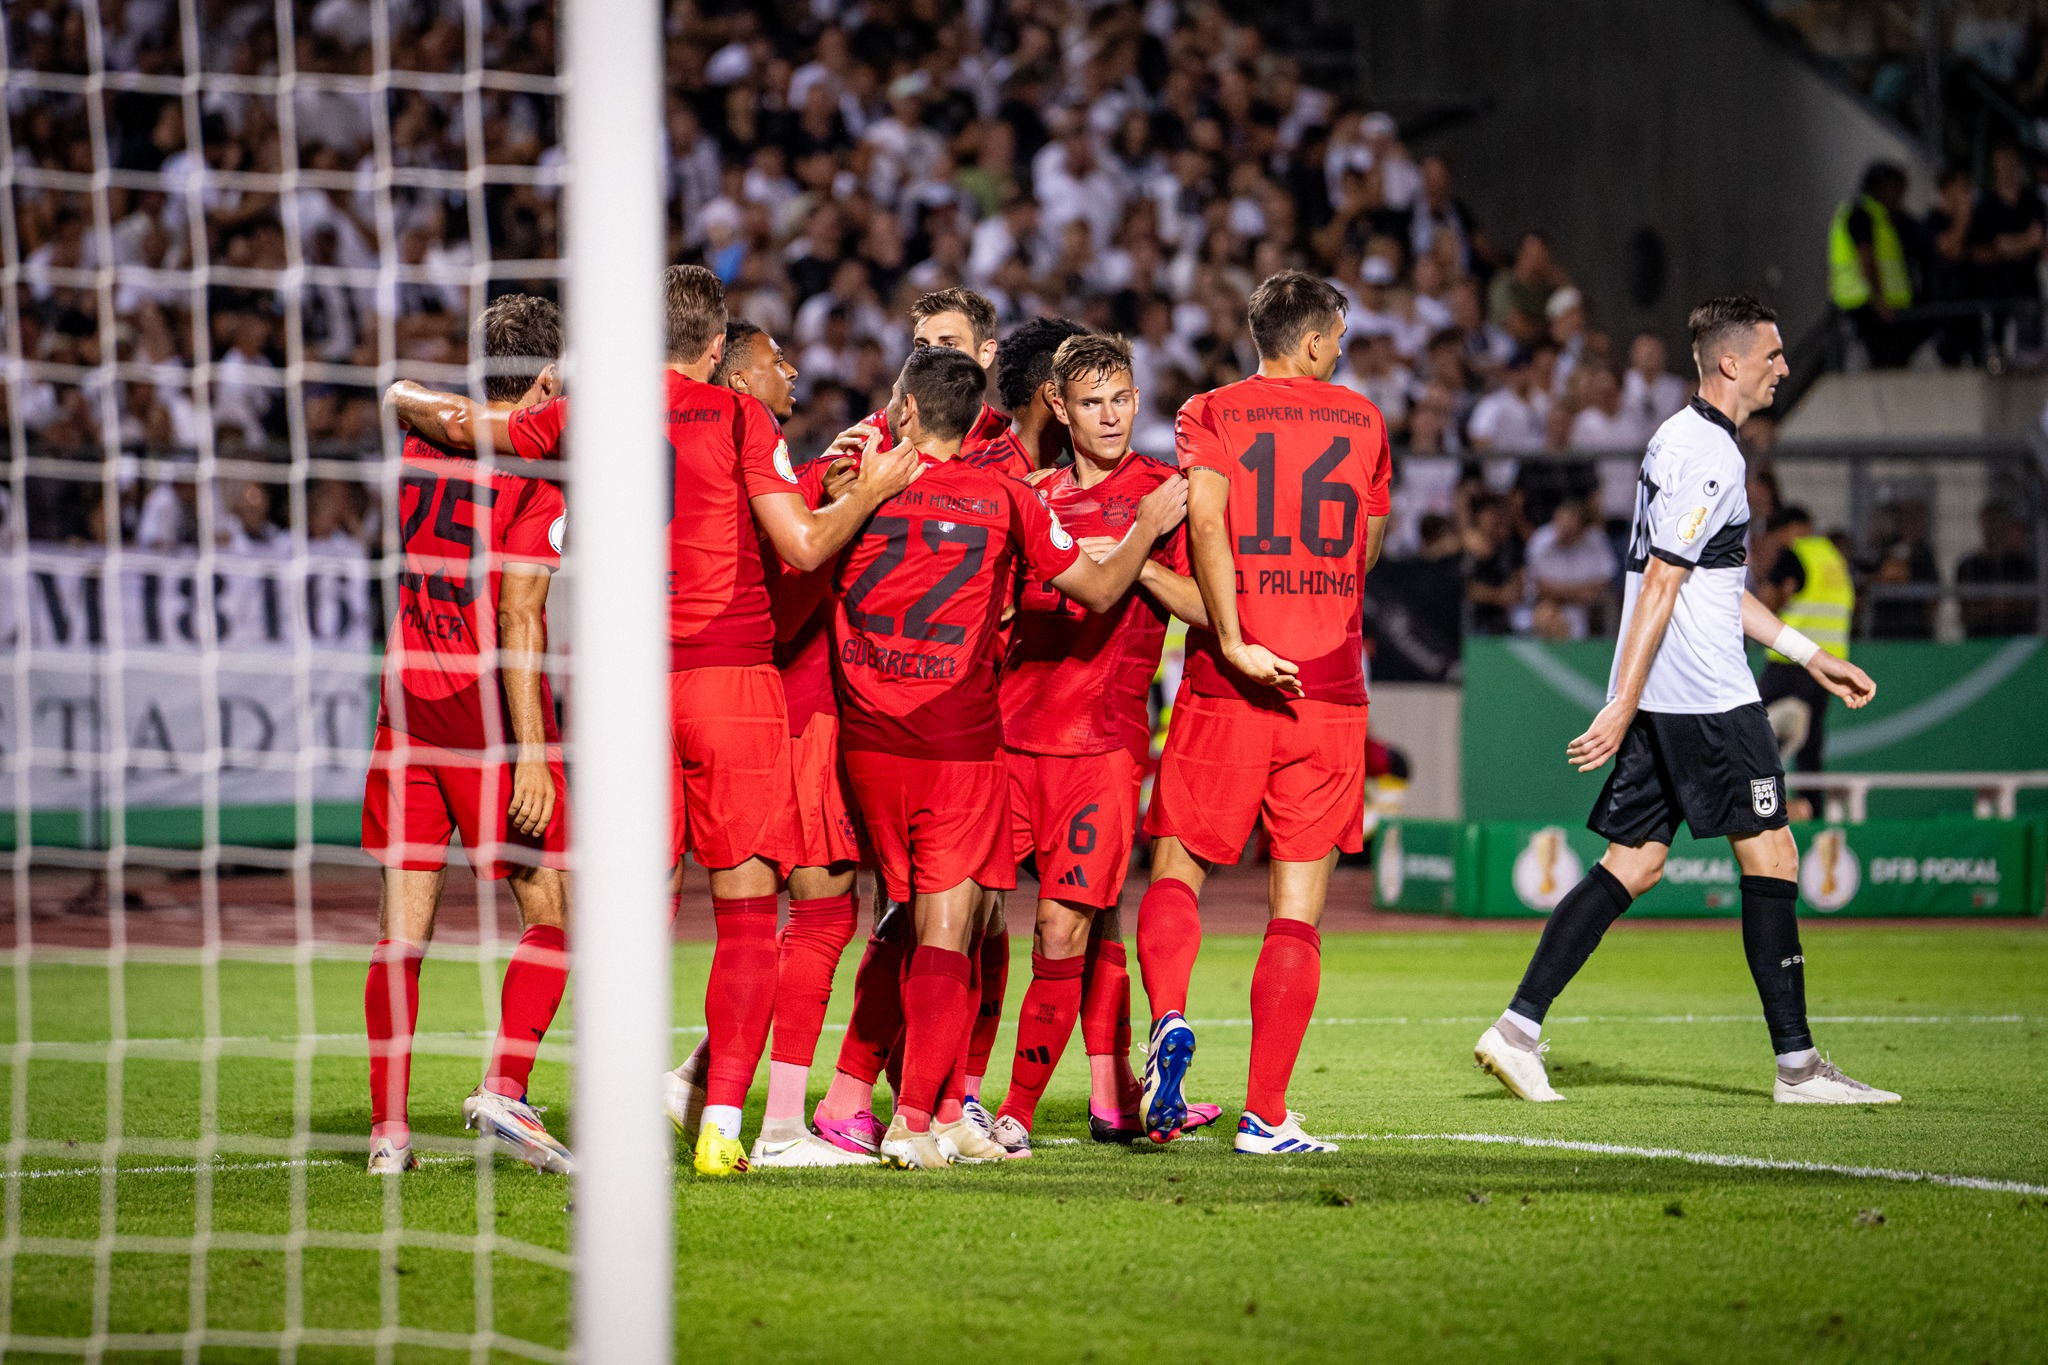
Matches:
[767,456,841,736]
[830,451,1080,760]
[1611,397,1759,714]
[1001,455,1187,763]
[665,371,803,667]
[379,432,564,751]
[506,396,566,461]
[863,401,1033,480]
[1174,374,1392,705]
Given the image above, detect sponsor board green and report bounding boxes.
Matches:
[1376,818,2044,919]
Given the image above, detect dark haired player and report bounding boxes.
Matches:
[989,333,1223,1154]
[994,315,1094,471]
[823,346,1187,1169]
[1138,270,1392,1156]
[365,294,574,1176]
[1472,296,1897,1107]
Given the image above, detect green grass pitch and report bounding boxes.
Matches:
[4,923,2046,1362]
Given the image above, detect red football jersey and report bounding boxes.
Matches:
[1001,455,1187,763]
[379,432,564,750]
[768,457,841,736]
[1175,375,1391,705]
[829,451,1080,760]
[506,396,566,461]
[665,371,802,667]
[862,401,1033,480]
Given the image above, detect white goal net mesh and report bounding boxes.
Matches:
[0,0,587,1357]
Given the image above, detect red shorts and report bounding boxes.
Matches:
[362,726,569,879]
[1144,694,1370,865]
[670,665,801,872]
[790,710,865,870]
[842,751,1014,902]
[1006,747,1141,910]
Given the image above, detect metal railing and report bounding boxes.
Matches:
[1785,769,2048,822]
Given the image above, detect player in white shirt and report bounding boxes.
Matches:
[1472,296,1901,1107]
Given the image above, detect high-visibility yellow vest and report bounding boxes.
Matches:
[1770,534,1854,663]
[1829,195,1912,311]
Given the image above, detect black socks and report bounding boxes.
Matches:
[1508,863,1634,1024]
[1739,874,1813,1054]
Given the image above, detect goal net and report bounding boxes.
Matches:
[0,0,671,1357]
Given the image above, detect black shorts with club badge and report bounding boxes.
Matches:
[1587,703,1790,846]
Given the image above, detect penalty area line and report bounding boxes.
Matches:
[1333,1132,2048,1197]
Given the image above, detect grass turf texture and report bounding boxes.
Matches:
[3,924,2045,1362]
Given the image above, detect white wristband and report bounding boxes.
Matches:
[1774,623,1820,667]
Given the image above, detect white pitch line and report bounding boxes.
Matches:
[1333,1132,2048,1197]
[0,1155,471,1182]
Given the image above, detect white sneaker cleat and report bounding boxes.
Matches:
[934,1116,1009,1164]
[1473,1025,1564,1102]
[989,1113,1033,1158]
[750,1132,882,1168]
[1774,1056,1902,1105]
[1232,1110,1339,1156]
[878,1116,951,1170]
[366,1136,419,1174]
[960,1096,996,1140]
[463,1088,575,1175]
[663,1059,707,1146]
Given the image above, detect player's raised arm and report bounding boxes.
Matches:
[751,437,923,574]
[497,564,557,837]
[1048,473,1187,611]
[1740,588,1876,709]
[385,365,560,458]
[1568,554,1684,771]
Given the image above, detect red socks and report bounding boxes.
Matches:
[1080,940,1130,1058]
[1246,918,1321,1127]
[704,896,778,1109]
[835,928,909,1086]
[485,925,568,1099]
[895,946,972,1129]
[365,940,425,1134]
[771,894,857,1067]
[995,952,1084,1129]
[966,926,1009,1086]
[1137,878,1201,1022]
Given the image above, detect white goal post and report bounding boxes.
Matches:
[563,0,674,1360]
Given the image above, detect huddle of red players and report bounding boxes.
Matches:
[363,264,1389,1175]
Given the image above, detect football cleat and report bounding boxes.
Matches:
[366,1136,419,1174]
[463,1088,575,1175]
[663,1053,707,1145]
[960,1096,996,1140]
[1089,1111,1144,1144]
[989,1113,1033,1158]
[1180,1102,1223,1132]
[1773,1056,1901,1105]
[812,1107,885,1156]
[693,1126,750,1177]
[750,1132,881,1168]
[1473,1025,1564,1102]
[935,1116,1010,1163]
[1141,1010,1197,1143]
[879,1116,951,1170]
[1232,1110,1339,1156]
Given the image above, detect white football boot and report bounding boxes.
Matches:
[1774,1056,1901,1105]
[989,1113,1033,1158]
[750,1131,882,1168]
[365,1136,419,1174]
[663,1045,708,1145]
[1232,1110,1339,1156]
[1473,1024,1564,1102]
[878,1116,951,1170]
[463,1088,575,1174]
[960,1096,996,1140]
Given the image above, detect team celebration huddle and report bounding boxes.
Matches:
[356,266,1901,1179]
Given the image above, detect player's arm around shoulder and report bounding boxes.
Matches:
[750,407,923,574]
[1047,472,1187,612]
